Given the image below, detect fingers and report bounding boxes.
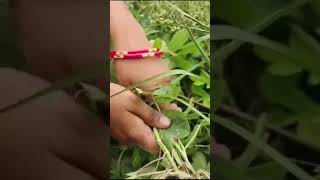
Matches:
[160,103,182,112]
[128,95,171,128]
[127,113,159,154]
[111,111,159,154]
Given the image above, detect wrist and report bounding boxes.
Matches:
[110,1,151,51]
[110,83,122,96]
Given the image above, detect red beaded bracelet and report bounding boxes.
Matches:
[110,48,163,60]
[111,51,163,60]
[109,48,159,56]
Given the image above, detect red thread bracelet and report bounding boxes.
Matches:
[110,48,163,60]
[109,48,159,56]
[111,51,163,60]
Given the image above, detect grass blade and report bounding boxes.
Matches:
[215,116,315,180]
[212,25,320,75]
[168,3,209,29]
[184,25,210,64]
[213,0,311,75]
[111,69,201,98]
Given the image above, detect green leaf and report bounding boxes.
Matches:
[169,28,189,52]
[153,38,163,49]
[267,108,298,127]
[182,124,202,149]
[312,0,320,17]
[184,24,211,64]
[150,39,169,52]
[213,25,320,77]
[172,55,192,70]
[213,0,311,75]
[179,34,209,55]
[215,0,257,27]
[288,25,320,78]
[203,97,210,109]
[215,116,314,180]
[193,80,205,86]
[192,152,207,171]
[153,83,181,103]
[179,42,203,56]
[254,46,303,76]
[253,25,320,79]
[246,162,287,180]
[201,69,210,89]
[290,25,320,57]
[212,156,255,180]
[131,148,141,169]
[190,69,210,87]
[260,74,319,114]
[308,73,320,85]
[213,78,227,110]
[191,84,209,99]
[159,110,190,148]
[267,61,302,76]
[297,115,320,149]
[187,112,200,121]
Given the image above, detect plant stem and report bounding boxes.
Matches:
[143,24,210,33]
[179,94,209,110]
[117,147,127,169]
[153,128,178,171]
[174,140,196,174]
[127,155,166,177]
[219,104,320,152]
[111,69,200,98]
[185,124,202,149]
[168,3,209,29]
[176,97,209,121]
[126,170,167,179]
[172,148,183,166]
[184,24,211,64]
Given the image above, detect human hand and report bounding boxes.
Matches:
[0,68,107,180]
[110,83,171,154]
[114,57,170,90]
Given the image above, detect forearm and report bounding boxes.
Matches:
[110,1,151,50]
[109,1,169,90]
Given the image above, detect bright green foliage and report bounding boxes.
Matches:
[158,110,190,149]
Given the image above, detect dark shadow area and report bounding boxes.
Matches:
[212,0,320,179]
[0,0,108,179]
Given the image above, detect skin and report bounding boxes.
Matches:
[110,1,170,90]
[110,83,171,153]
[110,1,182,154]
[0,68,107,180]
[14,0,175,151]
[0,0,177,179]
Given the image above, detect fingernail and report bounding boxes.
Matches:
[159,116,171,127]
[176,107,182,112]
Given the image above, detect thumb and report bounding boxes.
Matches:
[129,96,171,128]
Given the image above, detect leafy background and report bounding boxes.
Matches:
[213,0,320,179]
